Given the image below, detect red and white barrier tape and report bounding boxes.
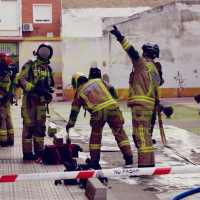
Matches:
[1,165,200,183]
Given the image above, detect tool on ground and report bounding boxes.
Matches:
[157,100,200,165]
[66,129,71,144]
[55,158,108,187]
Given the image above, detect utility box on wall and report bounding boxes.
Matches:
[23,23,34,31]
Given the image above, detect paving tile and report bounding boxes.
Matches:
[0,100,88,200]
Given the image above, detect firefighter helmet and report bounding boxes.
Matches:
[142,43,159,59]
[71,72,86,89]
[33,43,53,62]
[0,53,12,66]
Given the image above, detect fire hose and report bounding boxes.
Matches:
[1,165,200,183]
[157,100,200,165]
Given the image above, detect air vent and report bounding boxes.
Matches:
[23,23,34,31]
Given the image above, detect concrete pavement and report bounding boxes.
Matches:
[1,96,199,200]
[0,100,88,200]
[49,97,200,200]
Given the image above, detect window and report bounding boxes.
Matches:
[0,1,18,30]
[33,4,52,23]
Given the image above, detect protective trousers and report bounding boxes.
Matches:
[0,104,14,145]
[21,94,46,154]
[131,105,155,167]
[89,106,133,162]
[150,104,157,136]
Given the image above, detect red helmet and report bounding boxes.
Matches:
[0,53,12,66]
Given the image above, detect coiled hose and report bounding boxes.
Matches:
[170,187,200,200]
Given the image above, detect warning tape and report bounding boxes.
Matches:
[1,165,200,183]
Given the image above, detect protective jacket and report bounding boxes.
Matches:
[67,79,118,127]
[67,78,133,162]
[120,38,160,167]
[19,59,55,155]
[121,39,160,109]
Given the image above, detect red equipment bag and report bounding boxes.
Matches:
[37,144,83,165]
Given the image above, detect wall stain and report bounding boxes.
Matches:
[194,69,197,73]
[180,9,200,23]
[103,61,106,67]
[174,71,186,89]
[103,30,109,36]
[160,49,174,63]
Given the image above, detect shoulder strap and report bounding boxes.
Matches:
[47,64,55,87]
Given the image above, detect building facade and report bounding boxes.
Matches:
[61,0,200,100]
[0,0,62,100]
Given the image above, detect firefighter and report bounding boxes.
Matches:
[19,43,55,160]
[110,26,160,168]
[88,61,102,80]
[0,53,15,146]
[66,72,133,168]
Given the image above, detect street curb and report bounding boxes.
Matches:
[76,158,118,200]
[85,178,107,200]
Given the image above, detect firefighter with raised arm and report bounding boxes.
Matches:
[0,53,15,146]
[19,43,55,160]
[66,72,133,168]
[110,26,160,168]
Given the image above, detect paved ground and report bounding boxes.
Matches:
[0,101,88,200]
[1,97,200,200]
[49,97,200,200]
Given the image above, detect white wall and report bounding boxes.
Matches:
[61,7,151,88]
[62,7,150,37]
[0,0,22,36]
[102,2,200,90]
[62,37,102,89]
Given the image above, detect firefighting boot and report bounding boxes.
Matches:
[90,160,102,170]
[0,141,7,147]
[35,151,44,159]
[124,156,133,168]
[23,153,37,160]
[7,141,14,146]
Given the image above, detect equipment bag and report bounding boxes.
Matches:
[37,144,83,165]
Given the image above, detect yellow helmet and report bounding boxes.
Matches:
[28,58,36,62]
[71,72,86,89]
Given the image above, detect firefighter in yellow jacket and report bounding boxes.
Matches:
[0,53,15,146]
[66,72,133,168]
[110,26,160,168]
[19,43,55,160]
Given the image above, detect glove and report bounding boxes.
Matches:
[45,93,53,104]
[158,70,165,86]
[110,25,124,42]
[33,86,44,94]
[34,86,50,95]
[66,124,71,133]
[48,87,54,94]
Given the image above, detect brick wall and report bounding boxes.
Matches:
[22,0,61,37]
[62,0,199,9]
